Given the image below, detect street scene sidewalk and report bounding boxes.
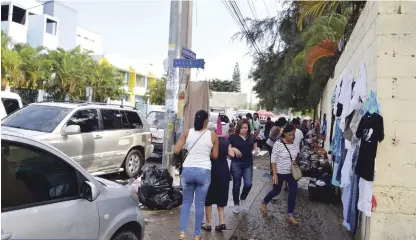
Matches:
[141,156,351,240]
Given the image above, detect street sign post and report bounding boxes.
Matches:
[173,59,205,69]
[181,47,196,59]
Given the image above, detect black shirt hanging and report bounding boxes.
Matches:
[355,112,384,181]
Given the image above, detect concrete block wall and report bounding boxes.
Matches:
[319,1,416,239]
[371,1,416,239]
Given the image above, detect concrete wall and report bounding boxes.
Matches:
[320,1,416,239]
[76,26,103,55]
[47,2,78,50]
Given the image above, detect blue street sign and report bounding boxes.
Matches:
[182,47,196,59]
[173,59,205,69]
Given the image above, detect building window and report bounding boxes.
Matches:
[136,75,145,88]
[11,5,26,25]
[1,5,10,21]
[45,18,57,35]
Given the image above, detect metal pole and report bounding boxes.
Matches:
[162,0,182,178]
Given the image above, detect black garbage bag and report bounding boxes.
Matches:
[141,165,173,187]
[171,187,183,207]
[138,165,182,210]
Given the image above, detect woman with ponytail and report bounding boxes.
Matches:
[174,110,219,240]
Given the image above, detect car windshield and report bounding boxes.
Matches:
[2,105,72,133]
[147,111,165,129]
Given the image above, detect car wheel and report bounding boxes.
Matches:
[124,149,144,178]
[111,230,138,240]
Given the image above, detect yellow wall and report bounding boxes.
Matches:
[128,66,136,105]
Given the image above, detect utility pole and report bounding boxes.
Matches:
[162,0,193,180]
[162,0,182,177]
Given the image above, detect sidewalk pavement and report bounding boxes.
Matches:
[142,156,351,240]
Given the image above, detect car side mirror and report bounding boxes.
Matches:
[62,125,80,136]
[80,181,100,202]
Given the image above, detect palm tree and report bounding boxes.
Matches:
[293,14,347,75]
[297,1,366,30]
[14,44,51,89]
[1,31,23,88]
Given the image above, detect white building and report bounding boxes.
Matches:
[1,0,102,54]
[76,26,103,55]
[1,0,58,49]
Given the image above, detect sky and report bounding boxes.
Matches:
[65,0,281,98]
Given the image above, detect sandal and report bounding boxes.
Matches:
[179,232,186,240]
[260,202,268,215]
[215,224,226,232]
[287,216,298,225]
[201,223,212,232]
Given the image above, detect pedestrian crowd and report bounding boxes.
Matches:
[174,110,314,240]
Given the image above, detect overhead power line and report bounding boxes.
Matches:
[263,0,271,17]
[228,0,261,54]
[247,0,258,20]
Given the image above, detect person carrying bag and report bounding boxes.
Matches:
[260,124,300,225]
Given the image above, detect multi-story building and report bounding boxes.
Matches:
[76,26,103,55]
[1,0,102,54]
[1,0,59,49]
[94,53,159,106]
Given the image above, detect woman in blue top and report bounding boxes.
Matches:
[229,119,258,214]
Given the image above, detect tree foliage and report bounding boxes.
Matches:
[1,30,124,101]
[234,1,365,112]
[232,62,241,92]
[146,75,167,105]
[208,78,238,92]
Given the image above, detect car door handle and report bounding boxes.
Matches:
[1,232,12,240]
[125,132,131,136]
[94,135,102,140]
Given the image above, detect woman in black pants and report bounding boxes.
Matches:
[202,123,235,232]
[261,124,300,224]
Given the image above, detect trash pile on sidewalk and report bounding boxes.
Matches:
[132,165,183,210]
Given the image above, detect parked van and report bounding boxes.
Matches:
[0,91,23,119]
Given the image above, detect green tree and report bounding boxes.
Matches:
[14,43,51,89]
[1,31,23,88]
[146,75,166,105]
[88,58,124,102]
[208,78,236,92]
[234,1,365,112]
[232,62,241,92]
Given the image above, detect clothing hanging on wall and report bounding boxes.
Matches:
[342,144,361,233]
[338,72,354,131]
[355,112,384,181]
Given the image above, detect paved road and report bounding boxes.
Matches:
[101,156,351,240]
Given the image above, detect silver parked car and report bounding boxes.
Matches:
[1,101,153,178]
[1,129,145,240]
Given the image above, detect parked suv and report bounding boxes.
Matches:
[1,129,145,240]
[1,101,153,178]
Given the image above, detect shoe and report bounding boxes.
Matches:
[232,204,240,214]
[193,236,201,240]
[201,223,212,232]
[240,200,246,211]
[287,216,298,224]
[179,232,186,240]
[260,202,267,215]
[215,224,227,232]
